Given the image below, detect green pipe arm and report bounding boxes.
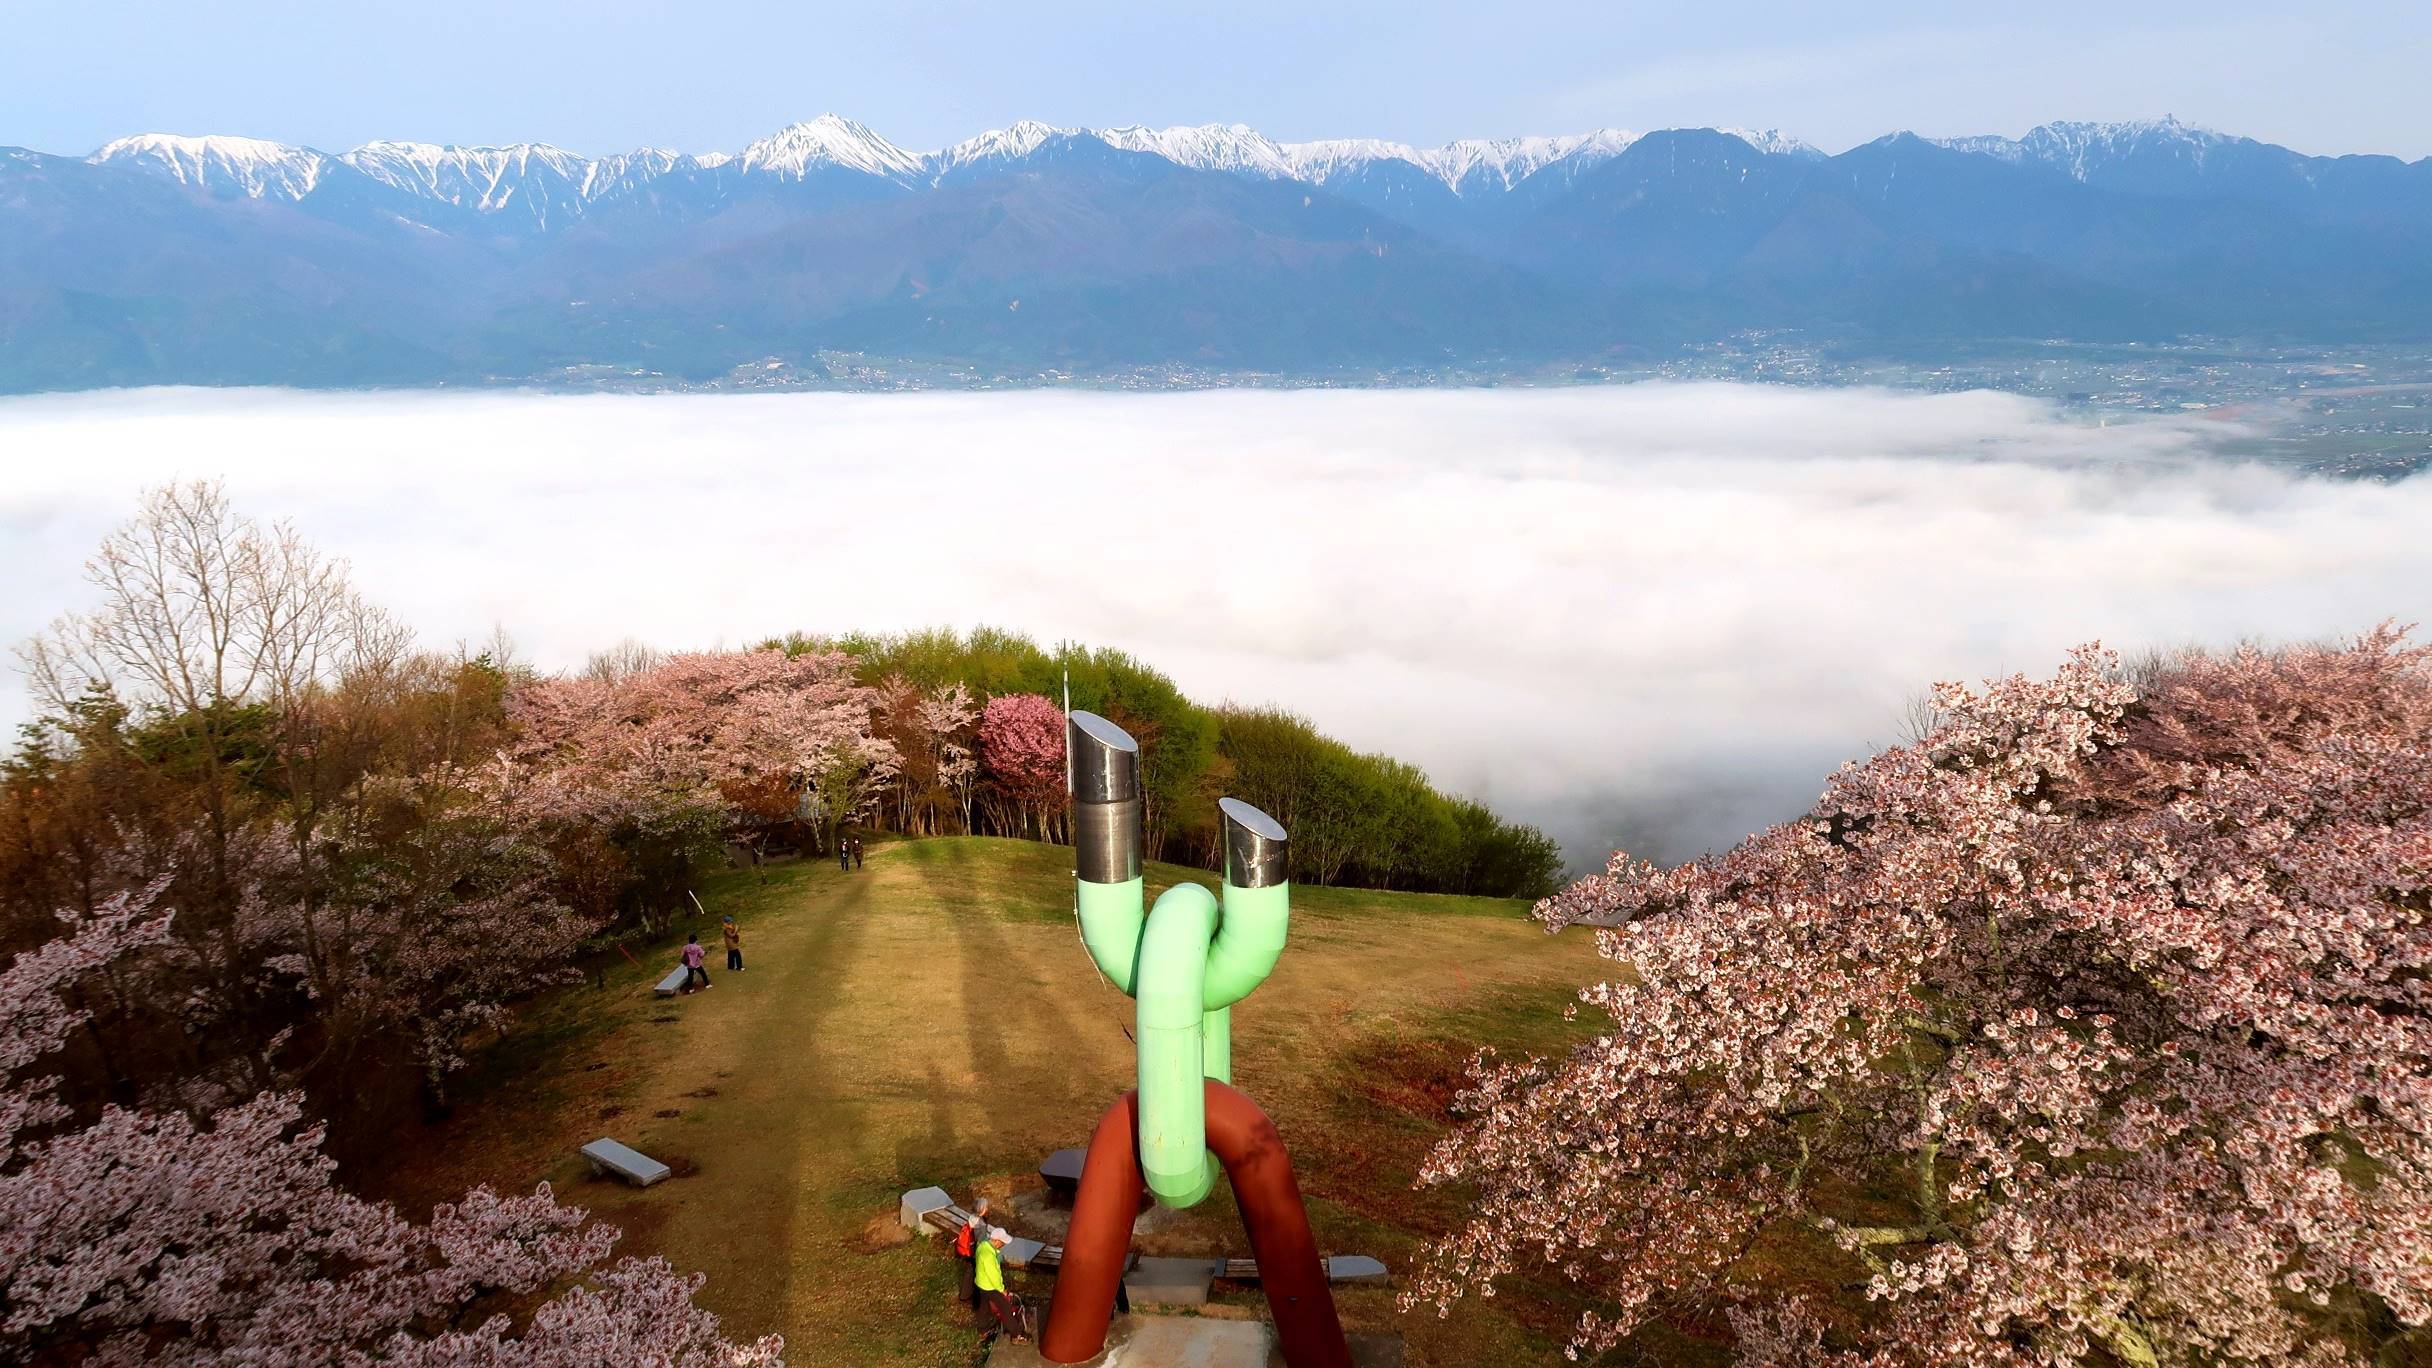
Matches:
[1075,876,1146,995]
[1202,1004,1231,1086]
[1205,879,1289,1010]
[1137,882,1220,1206]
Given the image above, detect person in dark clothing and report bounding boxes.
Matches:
[838,838,851,872]
[954,1197,992,1314]
[851,836,864,869]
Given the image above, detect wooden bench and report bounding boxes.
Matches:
[920,1186,1341,1281]
[581,1138,671,1187]
[916,1203,1052,1268]
[653,966,689,997]
[909,1195,1378,1284]
[912,1197,1378,1283]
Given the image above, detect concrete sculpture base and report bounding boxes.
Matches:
[993,1315,1405,1368]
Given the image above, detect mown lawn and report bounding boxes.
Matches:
[376,836,1619,1365]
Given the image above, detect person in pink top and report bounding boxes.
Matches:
[681,932,711,992]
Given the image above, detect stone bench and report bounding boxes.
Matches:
[581,1138,671,1187]
[1125,1256,1222,1307]
[901,1186,955,1232]
[1219,1254,1390,1286]
[1039,1147,1085,1197]
[1325,1255,1390,1286]
[1036,1149,1154,1212]
[653,965,689,997]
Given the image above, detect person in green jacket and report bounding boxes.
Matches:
[973,1226,1029,1344]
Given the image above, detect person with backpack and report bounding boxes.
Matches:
[722,915,743,972]
[680,932,710,992]
[954,1198,992,1313]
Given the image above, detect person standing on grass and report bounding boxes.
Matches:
[722,915,743,972]
[974,1226,1028,1345]
[838,836,851,873]
[954,1197,992,1314]
[851,835,864,869]
[681,932,710,992]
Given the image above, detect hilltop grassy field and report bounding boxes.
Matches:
[378,836,1619,1365]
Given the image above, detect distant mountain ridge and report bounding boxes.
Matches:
[4,114,2428,391]
[76,115,1774,211]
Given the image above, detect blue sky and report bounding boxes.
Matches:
[4,1,2428,158]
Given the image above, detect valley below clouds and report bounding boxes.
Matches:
[4,383,2425,870]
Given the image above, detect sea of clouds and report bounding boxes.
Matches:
[3,384,2425,871]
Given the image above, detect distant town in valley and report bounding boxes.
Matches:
[544,335,2432,484]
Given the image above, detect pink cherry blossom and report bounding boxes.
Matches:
[979,693,1066,839]
[1410,628,2432,1367]
[503,648,895,840]
[0,885,782,1365]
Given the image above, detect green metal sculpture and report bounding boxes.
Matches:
[1045,712,1348,1366]
[1071,721,1288,1202]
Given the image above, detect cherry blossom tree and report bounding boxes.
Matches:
[505,648,894,873]
[979,693,1067,841]
[874,678,978,836]
[0,887,782,1367]
[1411,628,2432,1367]
[2,487,784,1361]
[926,684,981,836]
[307,787,593,1097]
[5,485,587,1123]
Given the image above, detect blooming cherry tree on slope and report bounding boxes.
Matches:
[1411,629,2432,1367]
[0,889,782,1366]
[919,681,981,835]
[980,693,1068,839]
[505,648,896,839]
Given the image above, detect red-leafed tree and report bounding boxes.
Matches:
[979,693,1067,841]
[1412,628,2432,1367]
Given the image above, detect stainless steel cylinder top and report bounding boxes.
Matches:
[1071,711,1142,883]
[1219,797,1290,889]
[1068,710,1140,803]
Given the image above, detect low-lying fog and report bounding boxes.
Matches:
[4,384,2425,871]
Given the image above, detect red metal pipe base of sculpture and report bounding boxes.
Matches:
[1040,1080,1351,1367]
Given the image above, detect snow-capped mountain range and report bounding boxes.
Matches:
[1934,116,2228,180]
[83,113,1824,221]
[11,112,2429,392]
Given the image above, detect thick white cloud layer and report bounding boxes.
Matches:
[2,384,2423,868]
